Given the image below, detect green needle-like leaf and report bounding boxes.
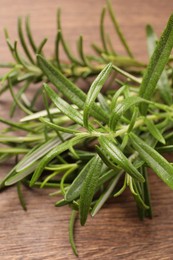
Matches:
[0,117,36,133]
[65,157,96,202]
[69,210,78,256]
[18,17,35,64]
[91,171,122,216]
[144,118,165,144]
[83,63,112,128]
[44,83,84,126]
[139,14,173,114]
[29,133,88,186]
[8,78,32,115]
[40,118,80,134]
[129,133,173,190]
[17,182,27,211]
[10,80,30,117]
[140,166,152,218]
[57,9,82,66]
[127,107,139,133]
[25,16,37,52]
[146,24,172,105]
[100,7,108,53]
[20,108,60,122]
[79,154,103,225]
[109,96,145,131]
[55,30,62,70]
[16,134,72,172]
[99,136,144,182]
[0,148,29,154]
[107,0,133,57]
[36,38,47,55]
[77,35,90,67]
[110,85,127,111]
[97,169,117,187]
[96,145,120,171]
[5,162,38,186]
[37,55,108,123]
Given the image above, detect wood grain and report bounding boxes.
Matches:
[1,1,173,259]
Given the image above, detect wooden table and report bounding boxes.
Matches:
[1,1,173,259]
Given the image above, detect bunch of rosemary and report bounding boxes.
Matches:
[1,0,173,256]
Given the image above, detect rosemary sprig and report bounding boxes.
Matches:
[1,1,173,256]
[0,0,144,111]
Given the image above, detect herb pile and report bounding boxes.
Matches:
[1,1,173,256]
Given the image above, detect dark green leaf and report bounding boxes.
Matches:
[18,17,35,64]
[96,145,120,171]
[0,116,36,133]
[109,96,145,131]
[128,177,149,210]
[40,118,80,134]
[99,136,144,182]
[29,133,88,186]
[55,198,69,207]
[57,9,82,66]
[65,157,96,202]
[107,0,133,57]
[110,85,127,111]
[77,35,90,66]
[37,55,108,123]
[55,30,62,70]
[8,78,32,115]
[112,65,141,83]
[17,182,27,211]
[79,155,102,225]
[140,166,152,218]
[91,171,122,216]
[114,174,127,197]
[83,63,112,128]
[146,24,172,105]
[129,133,173,190]
[16,133,72,172]
[10,80,30,117]
[127,107,139,133]
[144,118,165,144]
[98,169,118,186]
[44,83,84,126]
[100,7,108,53]
[5,162,38,186]
[69,210,78,256]
[139,14,173,114]
[36,38,47,55]
[25,16,37,52]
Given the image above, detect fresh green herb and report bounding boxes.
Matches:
[1,0,173,256]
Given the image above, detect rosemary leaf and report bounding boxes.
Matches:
[139,14,173,114]
[99,136,145,182]
[129,133,173,189]
[44,83,84,126]
[79,154,103,225]
[37,55,109,123]
[69,210,78,256]
[83,62,112,129]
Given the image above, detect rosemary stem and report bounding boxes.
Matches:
[91,111,173,138]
